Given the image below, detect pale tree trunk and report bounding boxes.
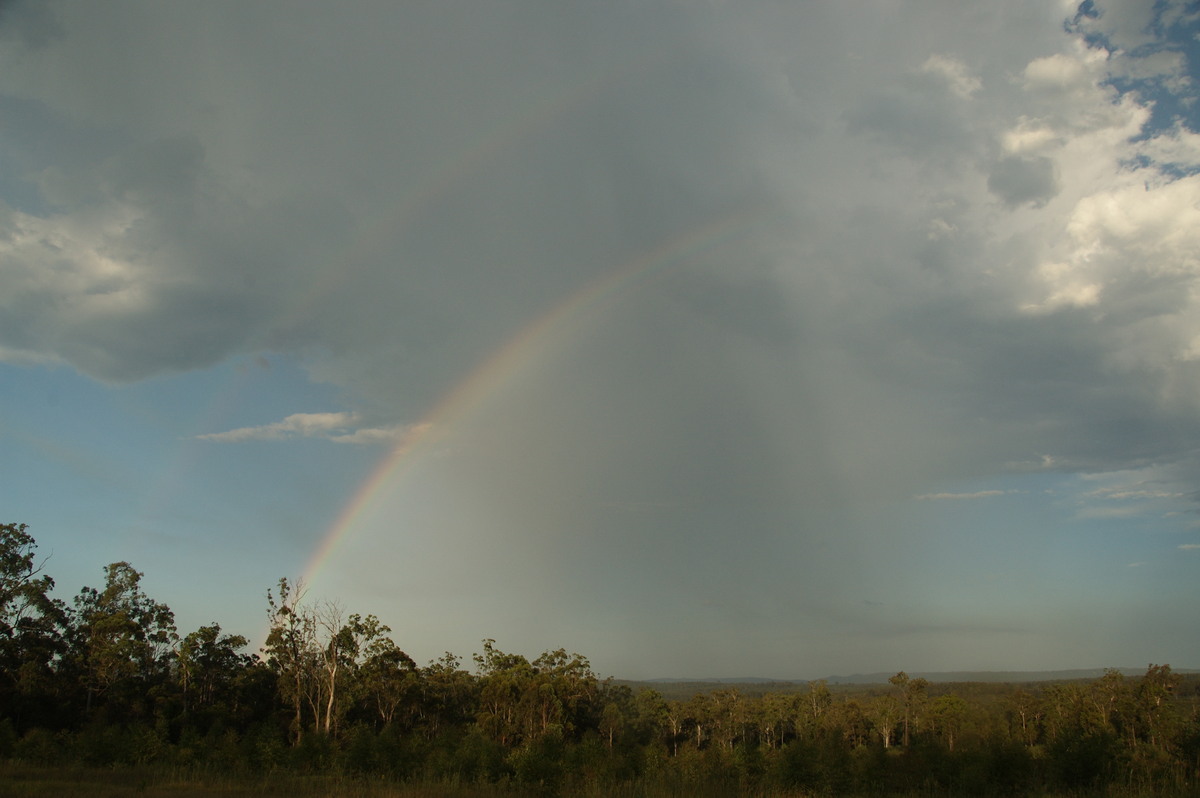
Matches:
[316,601,346,737]
[324,656,338,734]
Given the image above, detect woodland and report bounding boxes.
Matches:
[1,521,1198,797]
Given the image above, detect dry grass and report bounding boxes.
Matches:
[0,764,524,798]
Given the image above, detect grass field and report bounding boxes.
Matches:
[0,764,529,798]
[4,762,1198,798]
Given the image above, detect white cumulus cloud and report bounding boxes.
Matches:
[197,412,417,444]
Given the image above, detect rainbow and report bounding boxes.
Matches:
[300,206,765,589]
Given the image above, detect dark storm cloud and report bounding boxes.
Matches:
[2,0,1191,477]
[5,0,1200,675]
[0,0,62,48]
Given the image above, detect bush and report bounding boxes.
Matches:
[1049,731,1116,791]
[14,728,63,765]
[0,717,16,758]
[772,738,822,791]
[374,724,425,779]
[450,727,509,783]
[340,724,378,774]
[291,730,334,771]
[508,735,565,794]
[126,723,166,765]
[243,722,287,771]
[72,722,124,765]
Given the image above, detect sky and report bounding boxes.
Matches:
[2,0,1200,681]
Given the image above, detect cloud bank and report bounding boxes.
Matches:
[3,0,1200,675]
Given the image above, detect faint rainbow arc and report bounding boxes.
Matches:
[300,207,764,588]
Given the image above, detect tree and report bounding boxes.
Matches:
[827,698,871,748]
[0,523,62,638]
[631,687,669,748]
[683,692,713,750]
[418,652,475,739]
[1089,668,1130,738]
[1134,664,1181,752]
[759,691,799,750]
[708,688,747,751]
[358,635,417,728]
[0,523,70,727]
[527,648,598,740]
[927,694,969,752]
[664,697,687,756]
[889,671,928,747]
[867,694,900,748]
[263,577,318,744]
[1005,689,1042,746]
[71,561,177,718]
[176,623,251,725]
[474,640,531,746]
[803,680,833,736]
[600,700,624,750]
[314,601,347,736]
[314,608,393,736]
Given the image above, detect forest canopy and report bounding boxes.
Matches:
[1,522,1198,797]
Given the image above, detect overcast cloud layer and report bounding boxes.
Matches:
[2,1,1200,678]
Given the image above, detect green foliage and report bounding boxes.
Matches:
[13,727,63,765]
[69,561,177,723]
[0,717,15,758]
[508,734,565,793]
[4,522,1200,796]
[244,721,288,771]
[0,523,70,730]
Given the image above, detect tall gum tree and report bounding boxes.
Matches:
[71,561,177,718]
[176,623,251,723]
[888,671,929,747]
[0,523,69,725]
[263,578,317,745]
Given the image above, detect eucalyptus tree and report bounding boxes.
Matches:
[418,651,476,739]
[70,561,177,719]
[1090,668,1131,738]
[888,671,928,747]
[927,694,969,752]
[1005,688,1043,747]
[474,640,531,746]
[663,696,687,755]
[1133,664,1181,753]
[866,694,900,748]
[803,680,833,737]
[829,698,871,748]
[175,623,252,728]
[0,523,70,726]
[682,692,712,750]
[599,696,626,751]
[314,602,348,736]
[471,641,601,746]
[263,578,318,744]
[759,691,800,750]
[707,688,748,751]
[314,608,394,735]
[0,523,61,639]
[357,634,417,729]
[527,647,599,740]
[631,687,669,750]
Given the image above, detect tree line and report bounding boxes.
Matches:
[2,521,1199,796]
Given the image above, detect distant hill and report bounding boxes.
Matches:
[633,667,1200,687]
[820,668,1198,685]
[644,676,785,685]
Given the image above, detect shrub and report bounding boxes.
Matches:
[13,727,62,765]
